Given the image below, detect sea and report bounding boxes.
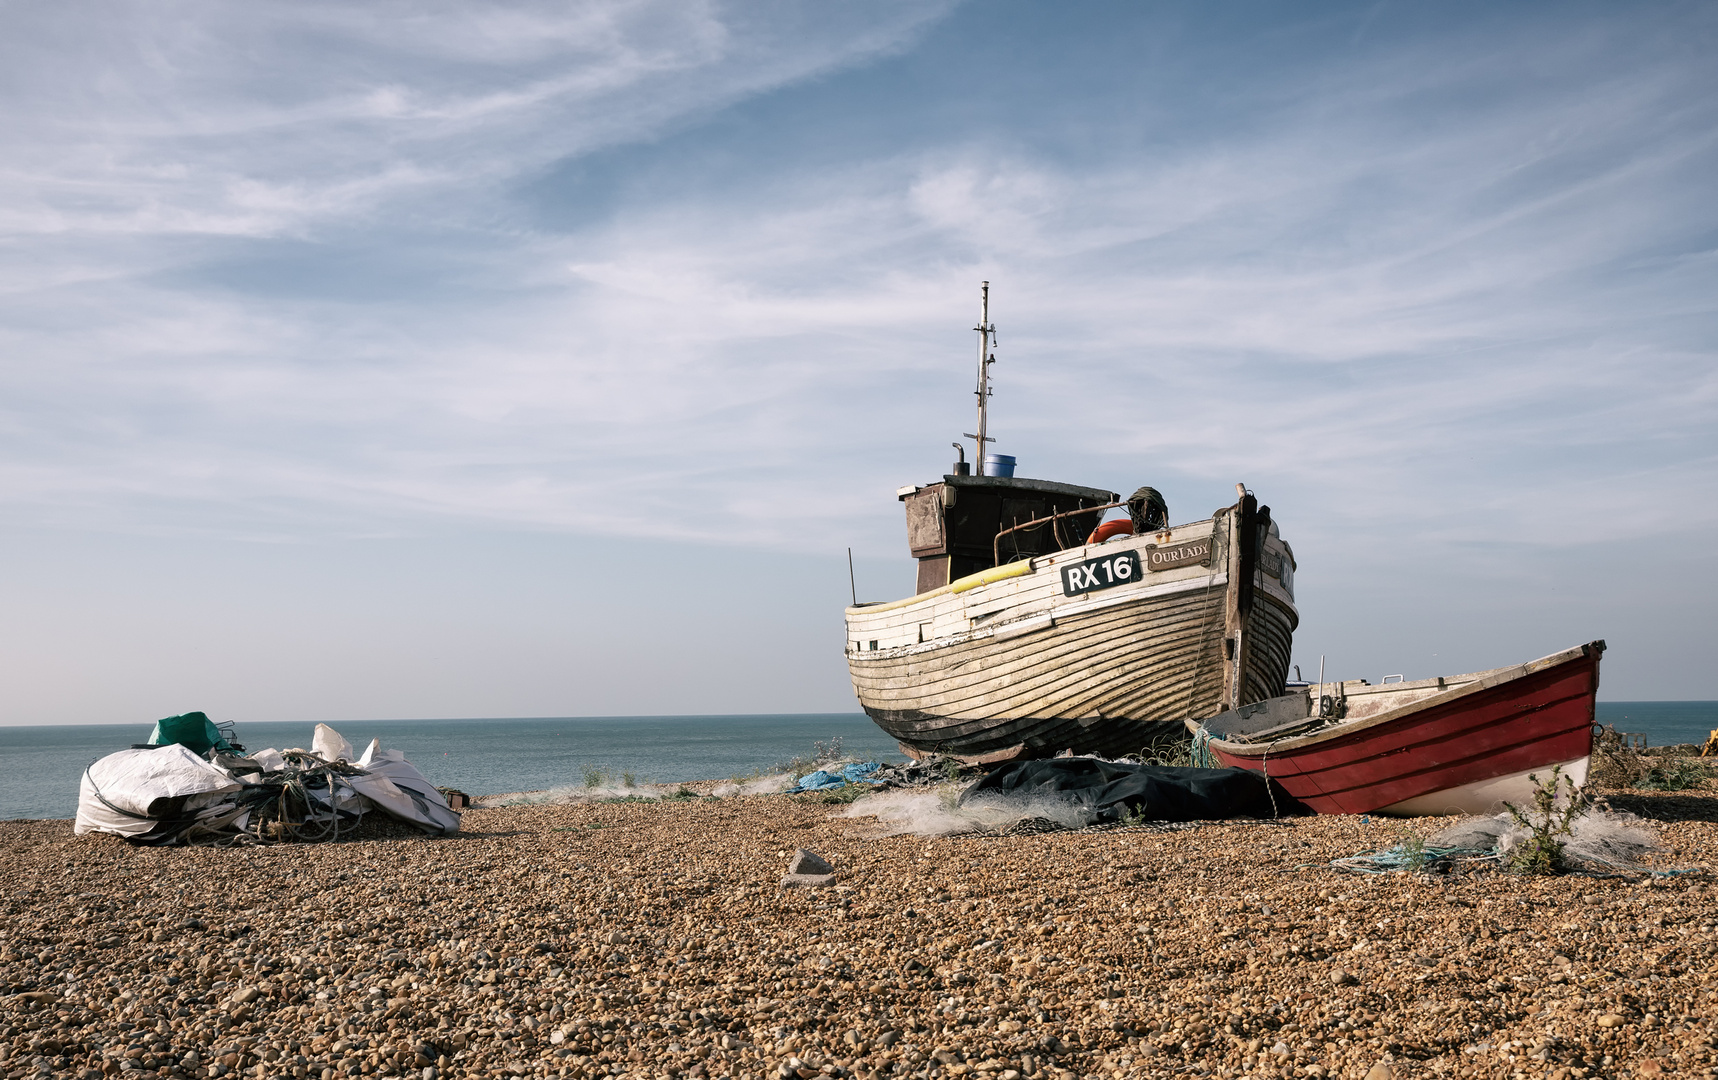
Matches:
[0,713,904,822]
[1,702,1712,822]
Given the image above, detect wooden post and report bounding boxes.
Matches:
[1221,487,1259,711]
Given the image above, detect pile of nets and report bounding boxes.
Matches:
[841,757,1307,838]
[1331,804,1687,877]
[964,758,1305,824]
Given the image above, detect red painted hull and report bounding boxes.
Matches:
[1210,646,1601,815]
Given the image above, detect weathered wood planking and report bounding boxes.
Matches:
[845,503,1299,759]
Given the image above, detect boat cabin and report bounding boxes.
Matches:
[896,474,1119,594]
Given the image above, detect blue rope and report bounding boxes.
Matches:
[1189,726,1221,770]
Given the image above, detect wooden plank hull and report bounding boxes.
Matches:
[847,499,1298,760]
[1196,642,1603,816]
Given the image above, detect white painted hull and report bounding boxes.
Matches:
[1376,756,1591,817]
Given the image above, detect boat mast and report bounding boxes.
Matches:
[968,281,996,474]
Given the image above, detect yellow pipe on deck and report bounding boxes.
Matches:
[950,560,1034,593]
[847,559,1034,616]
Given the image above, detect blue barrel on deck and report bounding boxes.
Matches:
[984,454,1017,478]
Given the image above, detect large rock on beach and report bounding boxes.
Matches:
[787,848,834,875]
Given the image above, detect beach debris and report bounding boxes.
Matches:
[438,787,472,809]
[962,758,1306,824]
[851,755,1310,840]
[74,719,459,846]
[787,847,834,875]
[144,710,239,755]
[1331,803,1675,876]
[1590,724,1715,791]
[705,772,798,798]
[843,783,1218,838]
[784,761,885,793]
[866,755,983,787]
[780,847,837,888]
[1442,802,1663,873]
[311,721,356,762]
[75,743,244,840]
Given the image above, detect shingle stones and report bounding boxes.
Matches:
[1,782,1713,1080]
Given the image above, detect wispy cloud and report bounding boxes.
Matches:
[0,1,947,241]
[0,2,1714,705]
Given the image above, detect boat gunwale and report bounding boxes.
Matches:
[1190,640,1605,756]
[845,513,1227,617]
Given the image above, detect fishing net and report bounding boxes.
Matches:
[1331,804,1686,877]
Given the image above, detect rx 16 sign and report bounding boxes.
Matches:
[1060,550,1141,597]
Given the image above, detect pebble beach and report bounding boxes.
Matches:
[3,786,1714,1080]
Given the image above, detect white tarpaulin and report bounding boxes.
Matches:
[311,723,355,763]
[353,739,463,834]
[73,722,459,844]
[75,745,243,838]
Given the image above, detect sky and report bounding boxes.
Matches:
[1,0,1714,726]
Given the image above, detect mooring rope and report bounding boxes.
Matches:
[1188,727,1220,769]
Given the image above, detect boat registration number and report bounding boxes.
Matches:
[1061,550,1140,597]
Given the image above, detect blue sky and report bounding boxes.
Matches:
[1,1,1714,725]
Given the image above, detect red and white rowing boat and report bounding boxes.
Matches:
[1187,641,1604,816]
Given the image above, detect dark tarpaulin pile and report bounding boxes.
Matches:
[961,758,1308,823]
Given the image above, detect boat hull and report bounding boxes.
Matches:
[858,594,1296,759]
[1377,755,1590,816]
[1200,643,1603,816]
[847,503,1298,760]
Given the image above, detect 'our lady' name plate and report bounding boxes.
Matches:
[1143,537,1213,571]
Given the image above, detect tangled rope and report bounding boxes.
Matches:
[231,751,371,845]
[160,750,374,847]
[1189,726,1221,769]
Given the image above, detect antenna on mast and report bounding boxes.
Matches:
[963,281,997,475]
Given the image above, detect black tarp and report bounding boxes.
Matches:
[961,758,1307,823]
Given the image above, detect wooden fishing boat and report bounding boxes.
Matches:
[844,285,1299,761]
[1186,641,1605,815]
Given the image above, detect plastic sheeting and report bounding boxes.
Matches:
[74,722,459,845]
[311,723,356,763]
[786,762,884,793]
[75,745,242,838]
[962,758,1307,824]
[351,739,463,834]
[145,711,235,755]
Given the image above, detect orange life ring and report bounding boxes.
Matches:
[1086,518,1134,544]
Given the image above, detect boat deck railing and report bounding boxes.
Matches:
[992,499,1126,565]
